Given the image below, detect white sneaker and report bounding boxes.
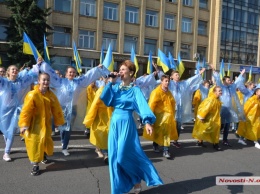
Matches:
[51,131,55,136]
[181,126,184,130]
[238,139,247,145]
[95,148,104,158]
[255,143,260,149]
[55,128,59,133]
[3,153,11,162]
[62,149,70,156]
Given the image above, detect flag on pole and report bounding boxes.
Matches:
[157,49,169,73]
[177,52,185,77]
[219,59,225,80]
[43,34,51,64]
[72,40,82,74]
[168,52,176,70]
[147,51,153,74]
[23,32,42,62]
[103,43,114,71]
[131,46,139,76]
[227,63,231,76]
[100,45,104,64]
[247,65,252,82]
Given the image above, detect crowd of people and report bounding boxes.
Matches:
[0,58,260,194]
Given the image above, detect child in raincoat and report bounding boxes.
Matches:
[192,86,222,151]
[236,86,260,149]
[143,75,177,159]
[19,73,65,176]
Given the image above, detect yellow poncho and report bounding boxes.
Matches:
[83,86,113,149]
[236,90,244,106]
[237,95,260,141]
[86,84,98,114]
[18,85,65,163]
[143,85,178,146]
[192,94,222,144]
[192,89,202,118]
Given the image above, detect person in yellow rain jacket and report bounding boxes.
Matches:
[236,86,260,149]
[192,86,222,151]
[192,80,210,118]
[19,73,65,176]
[83,82,113,163]
[84,81,98,138]
[143,75,177,159]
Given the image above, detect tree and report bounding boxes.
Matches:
[4,0,52,66]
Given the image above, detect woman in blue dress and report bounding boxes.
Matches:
[100,60,163,194]
[0,63,39,161]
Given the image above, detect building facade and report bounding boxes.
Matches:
[0,0,259,81]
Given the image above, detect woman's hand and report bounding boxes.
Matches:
[145,123,153,136]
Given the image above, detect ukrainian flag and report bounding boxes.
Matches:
[147,51,153,74]
[247,65,252,82]
[227,63,231,76]
[168,52,176,70]
[131,46,139,76]
[23,32,42,62]
[103,43,114,71]
[100,45,104,64]
[0,56,2,65]
[72,41,82,74]
[219,59,225,80]
[177,52,185,77]
[157,49,169,73]
[44,34,51,64]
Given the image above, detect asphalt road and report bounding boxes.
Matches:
[0,123,259,194]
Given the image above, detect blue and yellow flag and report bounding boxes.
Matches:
[168,52,176,70]
[0,56,2,66]
[43,34,50,64]
[219,59,225,80]
[247,65,252,82]
[201,58,206,79]
[100,45,104,64]
[147,51,153,74]
[177,52,185,77]
[131,46,139,76]
[103,43,114,71]
[72,40,82,74]
[23,32,42,62]
[157,49,169,73]
[227,63,231,76]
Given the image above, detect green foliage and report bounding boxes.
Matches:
[4,0,52,66]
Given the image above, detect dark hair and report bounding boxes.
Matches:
[161,74,170,81]
[203,80,210,85]
[120,60,136,77]
[222,76,230,82]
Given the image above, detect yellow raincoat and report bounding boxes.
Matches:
[18,85,65,163]
[192,94,222,144]
[237,95,260,141]
[236,90,244,105]
[143,85,178,146]
[86,83,98,114]
[192,90,202,118]
[83,86,113,149]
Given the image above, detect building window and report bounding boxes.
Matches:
[199,0,208,9]
[183,0,193,6]
[163,41,174,54]
[53,26,71,46]
[0,19,7,41]
[81,58,97,70]
[80,0,96,17]
[124,36,137,53]
[125,6,139,24]
[52,56,71,74]
[165,14,175,30]
[37,0,45,8]
[182,17,192,33]
[144,38,157,55]
[146,10,158,27]
[78,30,95,49]
[166,0,177,3]
[197,46,207,60]
[102,33,117,51]
[104,2,118,21]
[198,20,207,35]
[180,44,191,59]
[54,0,72,13]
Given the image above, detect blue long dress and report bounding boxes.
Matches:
[100,82,163,194]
